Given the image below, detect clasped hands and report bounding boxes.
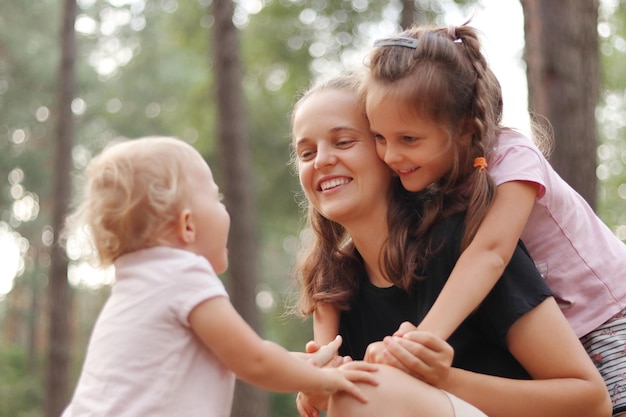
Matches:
[296,322,454,417]
[363,321,453,387]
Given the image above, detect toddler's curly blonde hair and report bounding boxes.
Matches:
[66,136,203,266]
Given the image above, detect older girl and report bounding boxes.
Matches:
[364,23,626,416]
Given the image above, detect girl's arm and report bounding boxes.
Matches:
[188,296,376,398]
[416,180,539,339]
[387,297,611,417]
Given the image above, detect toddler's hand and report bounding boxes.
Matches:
[304,361,378,404]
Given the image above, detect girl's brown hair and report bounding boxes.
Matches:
[364,23,501,255]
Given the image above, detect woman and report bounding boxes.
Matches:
[290,74,611,417]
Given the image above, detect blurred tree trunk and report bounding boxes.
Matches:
[401,0,415,29]
[400,0,437,29]
[211,1,267,416]
[521,0,600,208]
[44,0,76,415]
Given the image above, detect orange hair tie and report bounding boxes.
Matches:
[473,157,488,172]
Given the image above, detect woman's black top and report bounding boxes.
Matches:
[338,213,552,379]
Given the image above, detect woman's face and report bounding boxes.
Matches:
[292,88,393,226]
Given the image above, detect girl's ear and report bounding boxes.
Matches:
[177,209,196,244]
[458,117,475,146]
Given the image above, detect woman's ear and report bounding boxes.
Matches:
[176,209,196,244]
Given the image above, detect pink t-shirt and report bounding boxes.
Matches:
[62,246,235,417]
[488,130,626,337]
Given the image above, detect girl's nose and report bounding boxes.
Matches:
[382,143,402,165]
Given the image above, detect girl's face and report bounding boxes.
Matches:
[366,90,457,192]
[293,89,393,226]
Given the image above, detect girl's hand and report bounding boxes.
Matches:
[382,331,454,388]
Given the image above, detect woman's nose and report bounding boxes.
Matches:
[314,145,337,169]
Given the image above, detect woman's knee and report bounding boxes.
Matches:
[327,364,456,417]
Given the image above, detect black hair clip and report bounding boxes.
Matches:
[373,37,418,49]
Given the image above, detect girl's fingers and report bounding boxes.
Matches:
[384,336,428,377]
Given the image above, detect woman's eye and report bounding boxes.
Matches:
[299,150,315,160]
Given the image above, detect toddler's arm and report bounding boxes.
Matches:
[417,181,539,339]
[189,296,377,399]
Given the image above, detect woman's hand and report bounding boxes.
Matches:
[296,336,352,417]
[364,341,387,364]
[308,335,346,367]
[296,390,324,417]
[393,321,418,336]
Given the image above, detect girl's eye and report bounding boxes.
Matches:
[403,136,418,143]
[373,134,386,142]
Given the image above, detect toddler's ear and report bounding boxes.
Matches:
[177,209,196,243]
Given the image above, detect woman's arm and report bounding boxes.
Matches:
[387,298,611,417]
[297,302,343,417]
[417,180,538,339]
[314,302,341,345]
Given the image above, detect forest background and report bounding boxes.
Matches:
[1,0,625,416]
